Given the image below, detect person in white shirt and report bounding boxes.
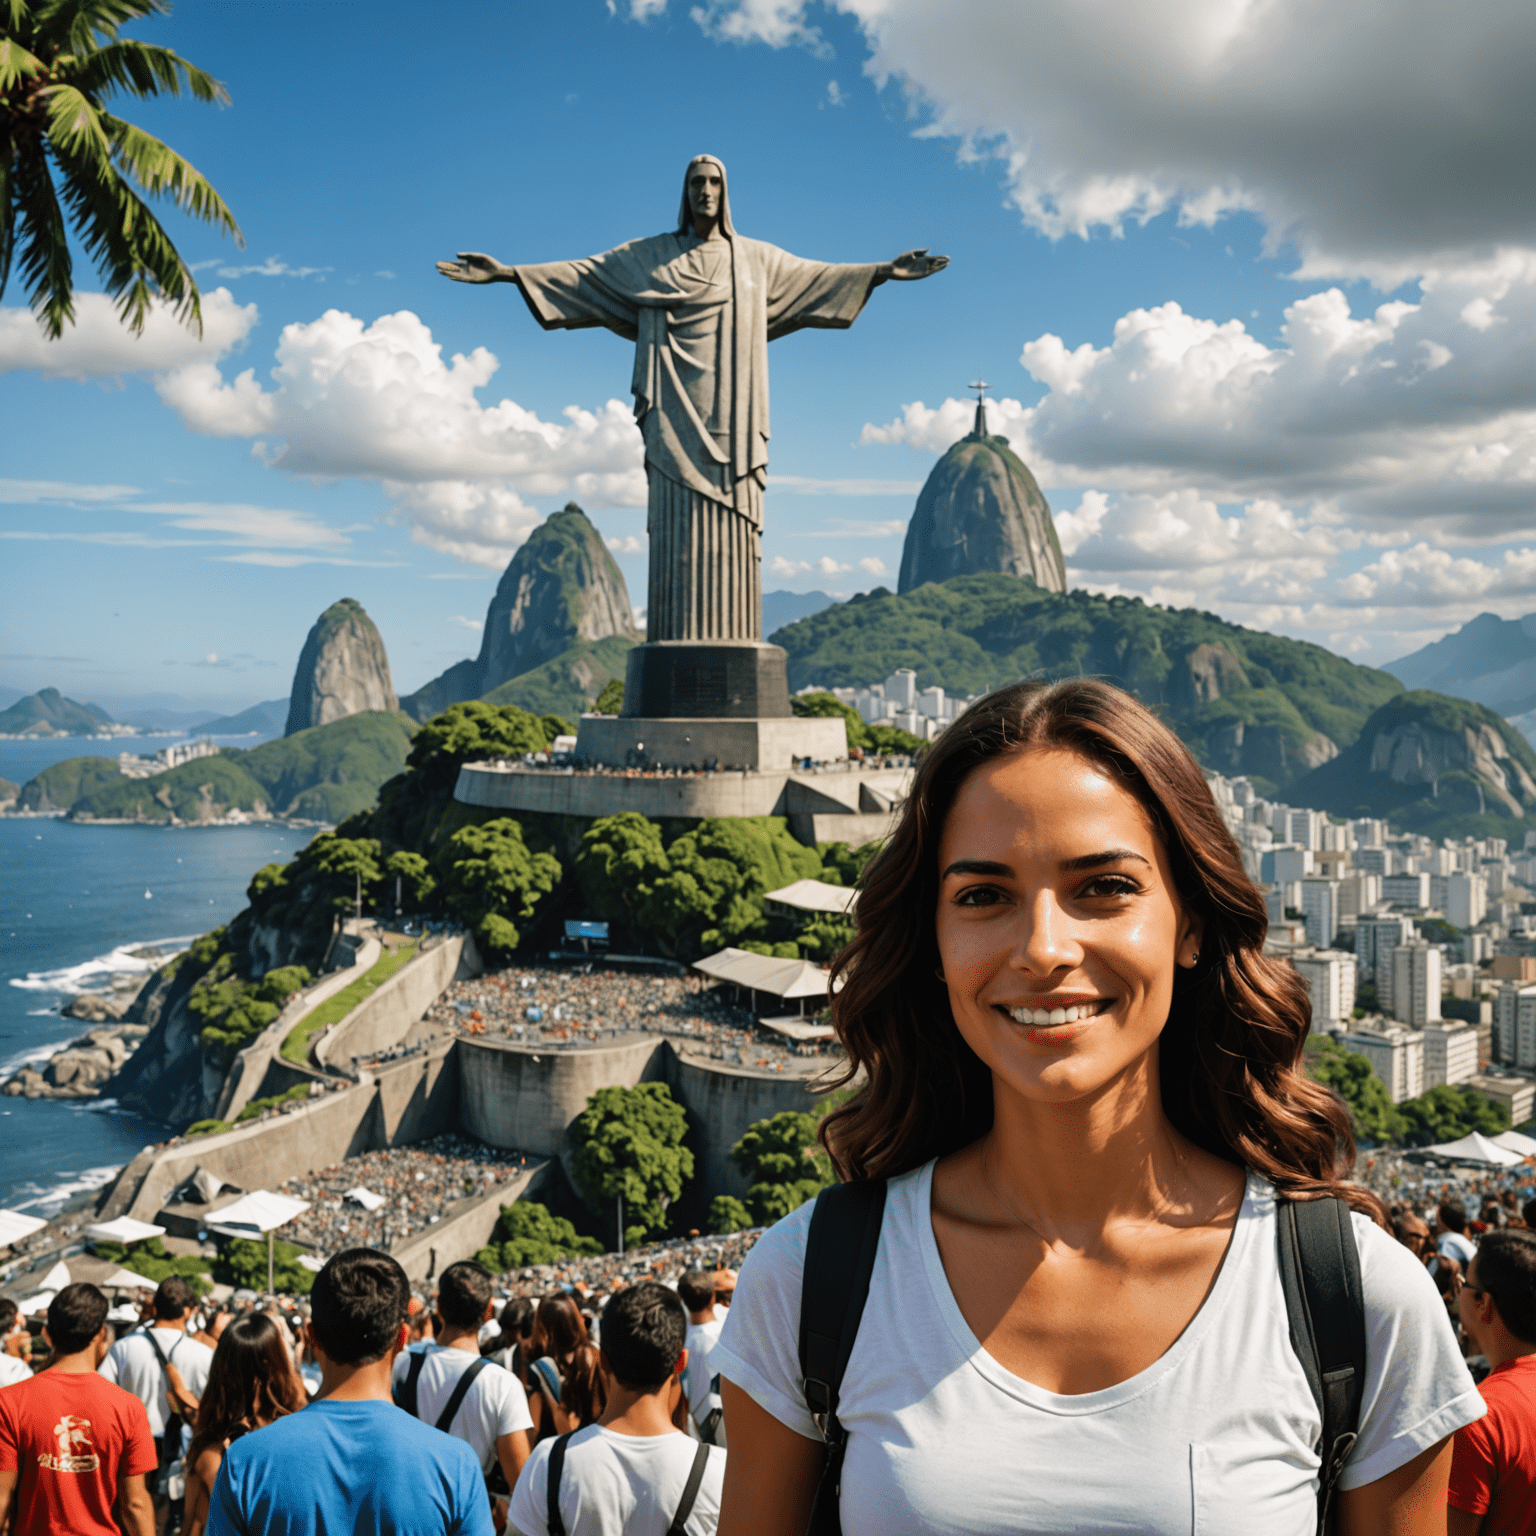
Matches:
[391,1259,532,1503]
[1437,1201,1479,1266]
[0,1299,31,1388]
[710,678,1484,1535]
[509,1281,724,1536]
[678,1271,723,1445]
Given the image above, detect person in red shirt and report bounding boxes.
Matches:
[0,1283,155,1536]
[1450,1229,1536,1536]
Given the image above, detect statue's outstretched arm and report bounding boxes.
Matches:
[873,248,950,286]
[436,251,516,284]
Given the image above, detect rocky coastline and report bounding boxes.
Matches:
[2,978,152,1100]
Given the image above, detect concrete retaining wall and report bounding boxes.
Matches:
[456,1036,668,1156]
[391,1159,552,1282]
[315,933,476,1071]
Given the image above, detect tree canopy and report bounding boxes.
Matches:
[1,0,242,337]
[1307,1037,1405,1144]
[566,1082,694,1246]
[475,1201,602,1271]
[442,817,561,958]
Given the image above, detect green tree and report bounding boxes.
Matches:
[91,1236,210,1295]
[594,678,624,715]
[707,1195,753,1235]
[1398,1085,1509,1147]
[730,1110,834,1225]
[474,1201,602,1270]
[384,849,436,908]
[862,723,926,755]
[574,813,672,932]
[1,0,242,338]
[216,1237,313,1296]
[187,960,310,1052]
[790,691,864,749]
[403,701,547,797]
[817,839,882,889]
[566,1082,694,1244]
[303,833,384,914]
[1306,1037,1406,1144]
[539,714,576,746]
[442,817,561,958]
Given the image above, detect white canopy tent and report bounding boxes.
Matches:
[207,1190,311,1295]
[85,1216,166,1245]
[102,1267,161,1291]
[1419,1131,1527,1167]
[18,1291,56,1316]
[297,1254,326,1273]
[764,880,857,918]
[0,1209,48,1248]
[344,1187,387,1212]
[757,1014,836,1042]
[39,1260,72,1291]
[692,948,838,1015]
[1491,1129,1536,1158]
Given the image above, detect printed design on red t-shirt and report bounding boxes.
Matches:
[38,1414,100,1474]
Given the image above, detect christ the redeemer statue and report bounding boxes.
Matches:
[437,154,947,647]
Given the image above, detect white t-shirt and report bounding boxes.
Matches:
[0,1354,31,1388]
[711,1162,1484,1536]
[683,1318,724,1422]
[1438,1229,1477,1265]
[99,1326,215,1437]
[508,1423,725,1536]
[391,1340,533,1474]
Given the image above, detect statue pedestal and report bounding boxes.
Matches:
[623,641,792,719]
[573,713,845,773]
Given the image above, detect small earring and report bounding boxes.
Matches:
[1189,951,1201,967]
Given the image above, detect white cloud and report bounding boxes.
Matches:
[667,0,1536,284]
[607,534,644,554]
[0,478,140,504]
[212,256,331,281]
[448,614,484,630]
[771,555,852,577]
[800,518,908,539]
[0,289,258,382]
[858,556,888,576]
[826,80,845,107]
[767,474,922,495]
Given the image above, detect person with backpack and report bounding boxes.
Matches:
[391,1261,533,1510]
[98,1275,213,1534]
[708,678,1485,1536]
[679,1272,724,1446]
[525,1295,605,1445]
[508,1281,724,1536]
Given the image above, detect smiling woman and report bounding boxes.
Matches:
[710,679,1485,1536]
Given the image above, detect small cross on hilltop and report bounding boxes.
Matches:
[967,379,990,437]
[969,379,989,403]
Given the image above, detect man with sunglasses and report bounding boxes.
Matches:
[1449,1230,1536,1535]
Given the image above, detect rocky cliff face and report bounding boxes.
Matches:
[401,504,640,721]
[898,403,1066,595]
[285,598,398,736]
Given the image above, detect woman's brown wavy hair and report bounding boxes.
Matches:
[186,1312,306,1465]
[820,677,1382,1218]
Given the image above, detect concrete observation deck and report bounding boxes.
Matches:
[455,758,912,847]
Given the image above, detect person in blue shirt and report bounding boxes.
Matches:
[206,1248,491,1536]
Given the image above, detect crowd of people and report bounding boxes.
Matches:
[427,966,840,1070]
[275,1134,537,1254]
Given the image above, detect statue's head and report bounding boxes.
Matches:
[677,154,735,237]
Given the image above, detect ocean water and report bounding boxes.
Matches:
[0,815,313,1215]
[0,729,280,791]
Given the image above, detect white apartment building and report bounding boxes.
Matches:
[1468,1075,1536,1128]
[885,669,917,710]
[1381,872,1431,908]
[1494,983,1536,1070]
[1420,1021,1479,1089]
[1320,821,1353,853]
[1356,914,1416,1008]
[1336,872,1383,920]
[1445,872,1488,930]
[1301,878,1340,948]
[1351,818,1387,848]
[1354,846,1395,877]
[1391,942,1442,1028]
[1285,809,1324,851]
[1341,1021,1425,1103]
[1262,847,1313,884]
[1292,949,1357,1029]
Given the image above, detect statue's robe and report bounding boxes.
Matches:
[511,230,879,642]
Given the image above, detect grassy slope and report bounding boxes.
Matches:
[65,712,415,823]
[19,755,125,811]
[280,939,418,1064]
[481,636,636,718]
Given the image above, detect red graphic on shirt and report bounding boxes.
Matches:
[38,1415,100,1473]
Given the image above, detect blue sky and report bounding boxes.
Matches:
[3,0,1534,714]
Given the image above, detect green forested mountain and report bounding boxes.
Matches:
[32,712,416,824]
[773,575,1403,793]
[0,687,114,736]
[480,636,635,718]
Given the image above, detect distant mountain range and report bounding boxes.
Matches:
[0,687,116,736]
[762,589,835,634]
[198,699,289,736]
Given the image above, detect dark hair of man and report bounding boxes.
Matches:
[187,1312,307,1466]
[677,1270,716,1314]
[1474,1229,1536,1344]
[818,677,1384,1222]
[1525,1197,1536,1230]
[600,1282,687,1392]
[48,1283,109,1355]
[154,1275,197,1321]
[309,1248,410,1365]
[503,1296,534,1337]
[0,1298,17,1333]
[437,1260,494,1330]
[1439,1201,1468,1234]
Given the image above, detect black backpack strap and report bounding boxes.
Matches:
[1278,1196,1367,1536]
[393,1349,427,1417]
[141,1330,184,1466]
[697,1371,723,1445]
[797,1180,887,1536]
[667,1442,712,1535]
[435,1356,491,1432]
[546,1431,574,1536]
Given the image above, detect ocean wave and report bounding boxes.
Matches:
[9,1162,126,1215]
[0,1035,77,1076]
[7,933,195,997]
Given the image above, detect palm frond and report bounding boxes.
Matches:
[34,0,168,59]
[0,145,14,296]
[52,128,202,333]
[12,139,74,336]
[43,82,113,165]
[2,1,34,41]
[72,39,230,104]
[0,36,46,91]
[102,112,240,240]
